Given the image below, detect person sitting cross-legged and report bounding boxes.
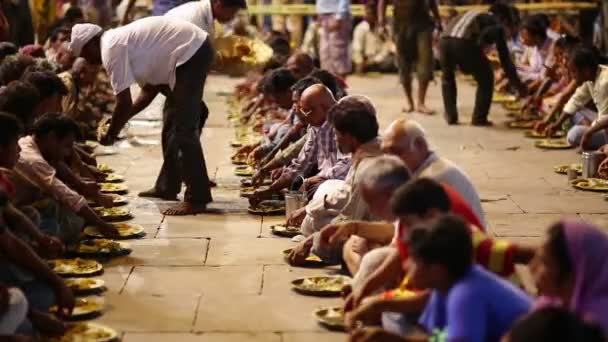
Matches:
[350,216,532,342]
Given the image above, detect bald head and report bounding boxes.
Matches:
[286,52,314,79]
[299,84,336,127]
[382,119,430,172]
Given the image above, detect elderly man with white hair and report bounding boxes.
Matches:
[67,14,244,216]
[381,118,485,225]
[286,95,382,266]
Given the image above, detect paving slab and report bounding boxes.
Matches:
[157,214,261,239]
[124,332,282,342]
[105,238,210,267]
[97,293,200,333]
[282,332,347,342]
[122,265,263,296]
[486,213,564,237]
[205,236,295,266]
[193,294,341,332]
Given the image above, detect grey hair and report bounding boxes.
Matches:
[337,94,376,116]
[360,155,411,194]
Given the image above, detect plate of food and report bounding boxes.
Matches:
[234,165,255,177]
[99,183,128,194]
[97,164,114,174]
[571,178,608,192]
[93,206,132,221]
[493,93,516,103]
[231,153,248,165]
[64,278,106,296]
[282,248,324,267]
[240,178,272,187]
[87,194,129,207]
[554,163,582,175]
[524,130,565,139]
[51,297,104,321]
[46,322,118,342]
[270,223,301,238]
[314,307,345,331]
[84,140,99,149]
[248,200,285,216]
[103,173,124,183]
[48,258,103,277]
[84,222,145,239]
[503,101,523,111]
[507,119,536,129]
[534,139,572,150]
[291,275,351,296]
[71,239,132,258]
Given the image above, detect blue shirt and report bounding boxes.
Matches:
[419,265,532,342]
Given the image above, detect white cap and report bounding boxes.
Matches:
[69,23,103,57]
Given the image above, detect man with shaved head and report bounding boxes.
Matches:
[285,52,315,80]
[250,84,351,205]
[381,118,485,225]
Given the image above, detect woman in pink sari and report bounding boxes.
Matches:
[530,219,608,334]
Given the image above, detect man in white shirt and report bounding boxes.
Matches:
[352,2,395,74]
[165,0,243,35]
[68,14,241,215]
[544,48,608,150]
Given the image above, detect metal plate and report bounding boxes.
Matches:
[291,275,351,297]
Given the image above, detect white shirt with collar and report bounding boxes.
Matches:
[101,16,208,94]
[165,0,215,37]
[414,152,486,227]
[563,65,608,120]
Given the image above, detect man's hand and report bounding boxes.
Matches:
[82,181,100,198]
[53,281,75,319]
[96,193,115,208]
[249,187,274,207]
[251,169,268,188]
[580,131,592,151]
[346,297,384,329]
[303,176,325,193]
[271,168,283,181]
[98,223,120,239]
[343,288,365,313]
[545,123,559,138]
[36,235,65,256]
[286,207,306,227]
[287,240,312,266]
[534,120,548,133]
[319,222,356,247]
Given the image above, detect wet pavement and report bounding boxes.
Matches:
[91,74,607,341]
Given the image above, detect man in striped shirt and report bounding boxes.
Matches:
[439,3,526,126]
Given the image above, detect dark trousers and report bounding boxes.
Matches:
[439,37,494,124]
[154,39,214,205]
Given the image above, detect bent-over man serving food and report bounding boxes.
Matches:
[68,16,239,215]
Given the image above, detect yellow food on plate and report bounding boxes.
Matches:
[291,275,351,294]
[93,206,131,218]
[104,173,124,183]
[507,120,536,129]
[51,297,104,318]
[234,165,254,177]
[554,163,582,175]
[271,223,301,237]
[46,322,117,342]
[493,93,516,103]
[99,183,128,193]
[74,239,129,255]
[314,307,345,330]
[524,130,565,139]
[48,258,103,276]
[571,178,608,192]
[64,278,105,292]
[97,164,114,173]
[534,139,571,149]
[282,248,323,263]
[84,223,145,238]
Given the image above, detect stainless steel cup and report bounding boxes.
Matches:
[285,191,306,218]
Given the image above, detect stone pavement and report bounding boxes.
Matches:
[92,74,607,341]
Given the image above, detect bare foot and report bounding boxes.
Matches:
[416,105,435,115]
[163,202,208,216]
[402,105,414,113]
[138,188,178,201]
[29,309,66,335]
